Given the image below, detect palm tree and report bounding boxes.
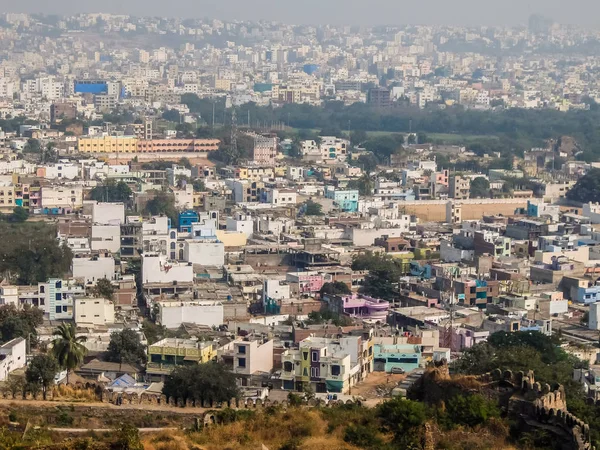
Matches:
[52,323,87,384]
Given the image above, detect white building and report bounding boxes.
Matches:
[91,225,121,253]
[0,286,18,306]
[74,297,115,326]
[184,239,225,266]
[40,162,80,180]
[40,185,84,211]
[590,302,600,331]
[71,254,116,285]
[92,202,125,225]
[141,253,193,285]
[263,279,290,303]
[142,216,177,257]
[157,300,224,329]
[226,213,254,238]
[0,338,26,381]
[266,188,297,206]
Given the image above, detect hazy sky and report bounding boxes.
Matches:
[1,0,600,27]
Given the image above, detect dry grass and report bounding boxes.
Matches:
[51,385,98,402]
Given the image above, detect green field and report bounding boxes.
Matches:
[288,127,497,144]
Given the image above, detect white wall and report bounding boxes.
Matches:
[142,254,193,284]
[91,225,121,253]
[226,217,254,238]
[75,298,115,325]
[0,338,26,382]
[92,202,125,225]
[71,256,115,284]
[590,302,600,330]
[184,240,224,266]
[158,301,224,329]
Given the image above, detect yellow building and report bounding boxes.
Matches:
[235,166,275,181]
[147,337,217,381]
[0,182,14,211]
[78,136,139,153]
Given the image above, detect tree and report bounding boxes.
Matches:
[0,222,73,285]
[0,304,43,343]
[26,355,58,400]
[304,199,324,216]
[106,329,147,366]
[162,109,181,122]
[567,168,600,203]
[407,134,417,145]
[41,142,59,163]
[352,253,405,300]
[444,394,499,428]
[111,423,143,450]
[470,177,490,198]
[144,192,179,225]
[357,153,379,173]
[93,278,115,300]
[320,281,351,296]
[9,207,28,223]
[52,323,87,384]
[162,362,239,404]
[347,174,374,196]
[192,179,206,192]
[89,180,132,203]
[377,397,427,447]
[23,138,41,154]
[350,130,368,147]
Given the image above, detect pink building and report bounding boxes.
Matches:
[441,327,489,352]
[435,169,449,186]
[252,135,278,166]
[286,271,324,294]
[339,294,389,321]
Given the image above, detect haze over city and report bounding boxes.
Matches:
[1,0,600,26]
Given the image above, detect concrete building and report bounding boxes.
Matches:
[373,343,421,373]
[449,176,470,200]
[141,253,193,285]
[147,338,217,381]
[78,136,139,154]
[91,225,121,253]
[156,300,224,329]
[71,254,115,284]
[74,297,115,325]
[226,338,274,376]
[91,202,125,225]
[590,302,600,330]
[39,278,85,320]
[252,134,278,166]
[0,286,18,306]
[40,185,84,212]
[0,338,26,381]
[324,186,359,212]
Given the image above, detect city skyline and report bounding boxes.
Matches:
[1,0,599,27]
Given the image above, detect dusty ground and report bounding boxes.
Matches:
[351,372,406,406]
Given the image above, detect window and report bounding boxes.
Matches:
[55,293,62,301]
[311,351,318,362]
[331,365,340,376]
[310,367,320,378]
[238,358,246,368]
[55,306,61,314]
[237,345,246,354]
[302,352,308,361]
[283,361,293,372]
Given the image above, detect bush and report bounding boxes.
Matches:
[444,394,500,428]
[343,424,384,449]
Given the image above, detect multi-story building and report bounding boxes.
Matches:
[252,134,277,166]
[156,300,224,329]
[367,87,391,108]
[0,338,26,382]
[39,278,85,320]
[74,297,115,325]
[449,176,470,200]
[147,338,217,381]
[220,338,274,379]
[77,136,139,154]
[280,333,373,394]
[40,185,83,213]
[136,139,220,154]
[325,186,359,212]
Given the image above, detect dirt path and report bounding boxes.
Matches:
[0,399,208,415]
[47,427,179,433]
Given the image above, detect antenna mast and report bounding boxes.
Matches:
[230,107,238,156]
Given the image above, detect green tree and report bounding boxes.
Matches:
[469,177,491,198]
[111,423,143,450]
[23,138,41,154]
[106,329,147,366]
[93,278,115,300]
[304,199,324,216]
[89,180,132,203]
[347,174,374,196]
[350,130,368,147]
[0,304,43,343]
[41,142,59,163]
[444,393,499,428]
[377,397,427,447]
[52,323,87,384]
[144,192,179,225]
[25,354,58,400]
[0,222,73,285]
[162,362,239,404]
[357,153,379,173]
[567,168,600,203]
[9,207,28,223]
[352,253,405,300]
[192,179,206,192]
[320,281,351,296]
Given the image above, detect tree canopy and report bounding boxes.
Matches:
[304,199,324,216]
[0,304,43,343]
[0,222,72,285]
[320,281,351,296]
[89,180,132,203]
[26,354,58,399]
[567,168,600,203]
[352,253,405,300]
[93,278,115,300]
[469,176,491,198]
[144,192,179,225]
[52,323,87,384]
[162,362,239,404]
[106,329,147,366]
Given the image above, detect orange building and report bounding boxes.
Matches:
[136,139,220,153]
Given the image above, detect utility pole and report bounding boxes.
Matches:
[212,101,215,128]
[230,107,238,157]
